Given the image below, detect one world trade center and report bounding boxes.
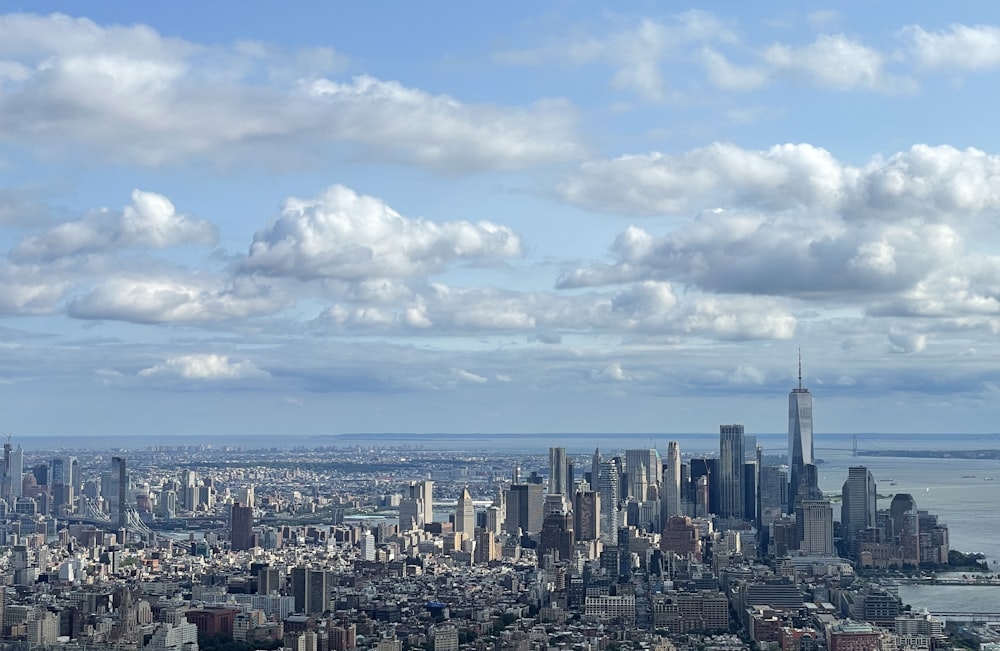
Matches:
[788,352,813,512]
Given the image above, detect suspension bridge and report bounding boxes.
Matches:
[813,434,881,457]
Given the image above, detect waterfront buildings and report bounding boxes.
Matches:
[842,466,877,553]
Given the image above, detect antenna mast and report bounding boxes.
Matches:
[797,348,802,390]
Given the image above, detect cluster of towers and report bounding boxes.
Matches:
[484,354,842,564]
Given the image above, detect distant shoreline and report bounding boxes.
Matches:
[857,449,1000,460]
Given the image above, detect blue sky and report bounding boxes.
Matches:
[2,3,1000,437]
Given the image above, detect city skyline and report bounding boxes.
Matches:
[5,4,1000,436]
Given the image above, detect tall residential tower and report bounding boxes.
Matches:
[719,425,745,519]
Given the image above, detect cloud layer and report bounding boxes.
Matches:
[0,13,581,171]
[5,9,1000,435]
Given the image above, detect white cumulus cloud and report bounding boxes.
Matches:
[243,184,522,280]
[13,189,217,261]
[138,354,269,381]
[494,10,737,100]
[762,34,914,93]
[67,275,290,324]
[901,23,1000,70]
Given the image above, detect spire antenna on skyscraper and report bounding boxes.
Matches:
[798,347,802,390]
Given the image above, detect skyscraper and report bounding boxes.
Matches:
[625,449,660,501]
[760,465,788,520]
[455,486,475,534]
[788,351,813,512]
[574,490,600,541]
[400,480,433,530]
[291,567,329,615]
[109,456,128,530]
[591,448,601,492]
[417,480,433,525]
[889,493,918,543]
[662,441,682,521]
[399,498,422,531]
[504,483,544,535]
[598,459,621,543]
[1,436,9,501]
[360,531,376,561]
[548,447,568,496]
[50,457,74,511]
[8,446,22,499]
[231,502,254,551]
[841,466,877,552]
[538,498,574,566]
[719,425,745,519]
[800,500,834,555]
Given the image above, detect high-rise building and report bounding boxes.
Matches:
[574,490,600,541]
[231,502,254,552]
[841,466,877,550]
[400,480,433,531]
[548,447,568,496]
[788,352,813,512]
[291,567,329,614]
[617,526,634,582]
[1,437,9,501]
[719,425,745,519]
[591,448,602,492]
[800,500,834,555]
[49,457,70,485]
[760,465,788,522]
[504,483,544,535]
[415,480,433,525]
[689,458,712,516]
[50,457,70,508]
[625,449,661,501]
[538,500,574,566]
[598,459,621,543]
[360,531,377,561]
[662,441,682,522]
[109,456,128,530]
[237,485,255,509]
[889,493,918,543]
[474,528,496,564]
[743,460,758,527]
[8,446,22,499]
[899,511,921,565]
[455,486,475,534]
[399,498,422,531]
